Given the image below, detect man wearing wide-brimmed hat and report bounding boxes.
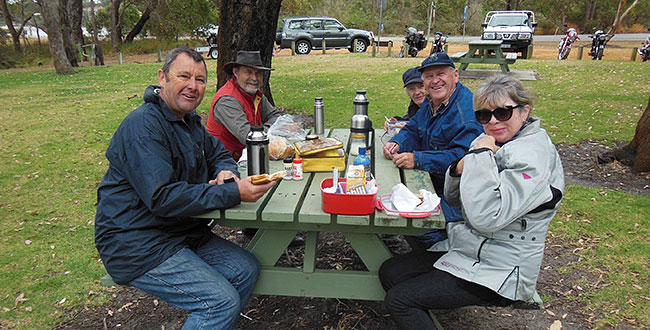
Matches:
[206,50,281,161]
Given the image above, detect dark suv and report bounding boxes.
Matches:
[276,16,375,54]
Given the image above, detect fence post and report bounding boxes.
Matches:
[387,41,393,57]
[577,46,584,60]
[631,47,638,61]
[444,44,448,53]
[118,51,123,64]
[90,44,96,65]
[322,39,326,54]
[291,41,296,56]
[372,41,377,57]
[157,50,162,62]
[403,41,409,57]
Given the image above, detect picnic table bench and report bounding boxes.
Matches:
[450,40,517,73]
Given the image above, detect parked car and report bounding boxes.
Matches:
[481,10,537,58]
[195,24,218,45]
[275,16,375,55]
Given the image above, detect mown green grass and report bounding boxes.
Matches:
[0,53,648,329]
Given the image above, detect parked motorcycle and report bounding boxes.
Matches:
[400,25,427,58]
[638,31,650,62]
[430,31,448,54]
[557,26,579,60]
[588,30,609,60]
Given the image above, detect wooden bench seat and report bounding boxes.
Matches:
[504,52,518,63]
[450,51,467,61]
[429,291,543,329]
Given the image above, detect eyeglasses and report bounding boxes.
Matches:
[475,105,521,124]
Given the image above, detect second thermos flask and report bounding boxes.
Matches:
[314,97,324,135]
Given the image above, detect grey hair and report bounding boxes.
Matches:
[161,46,207,79]
[473,74,535,111]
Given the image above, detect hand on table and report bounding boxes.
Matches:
[238,176,275,202]
[382,142,400,159]
[392,152,415,169]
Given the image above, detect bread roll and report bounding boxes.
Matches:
[269,138,294,160]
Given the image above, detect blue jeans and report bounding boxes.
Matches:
[129,235,260,330]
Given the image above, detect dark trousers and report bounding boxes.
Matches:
[379,249,513,330]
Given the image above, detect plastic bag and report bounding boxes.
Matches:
[267,114,307,143]
[269,137,295,160]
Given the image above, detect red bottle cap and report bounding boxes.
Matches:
[293,158,302,164]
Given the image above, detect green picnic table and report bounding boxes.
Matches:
[450,40,518,74]
[194,128,445,301]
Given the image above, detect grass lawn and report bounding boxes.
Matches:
[0,53,648,329]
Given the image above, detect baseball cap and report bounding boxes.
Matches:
[402,67,423,87]
[418,52,456,71]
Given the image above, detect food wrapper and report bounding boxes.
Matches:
[346,165,366,193]
[269,137,294,160]
[389,184,440,213]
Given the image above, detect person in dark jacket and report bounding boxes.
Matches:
[382,53,484,250]
[95,47,275,330]
[383,66,428,134]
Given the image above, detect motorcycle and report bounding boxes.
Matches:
[638,31,650,62]
[557,26,579,60]
[400,25,427,58]
[588,30,609,60]
[430,31,448,54]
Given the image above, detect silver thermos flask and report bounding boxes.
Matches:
[246,125,270,176]
[314,97,325,135]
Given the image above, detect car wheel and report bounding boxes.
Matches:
[352,38,368,53]
[520,47,529,59]
[209,47,218,59]
[207,34,218,46]
[295,40,311,55]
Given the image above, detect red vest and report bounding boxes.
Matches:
[206,77,262,160]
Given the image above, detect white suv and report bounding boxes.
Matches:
[481,10,537,59]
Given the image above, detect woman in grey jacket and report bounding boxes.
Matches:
[379,75,565,329]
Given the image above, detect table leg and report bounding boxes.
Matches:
[303,231,318,273]
[248,228,299,266]
[344,233,392,271]
[500,64,510,73]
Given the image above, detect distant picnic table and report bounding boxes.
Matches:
[450,40,517,74]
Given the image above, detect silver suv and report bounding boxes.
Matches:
[481,10,537,58]
[275,16,375,55]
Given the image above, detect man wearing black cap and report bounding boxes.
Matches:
[206,50,281,161]
[384,66,428,133]
[382,52,484,250]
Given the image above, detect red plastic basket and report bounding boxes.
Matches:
[320,178,377,215]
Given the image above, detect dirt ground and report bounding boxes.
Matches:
[53,141,648,329]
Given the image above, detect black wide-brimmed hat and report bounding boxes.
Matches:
[224,50,274,73]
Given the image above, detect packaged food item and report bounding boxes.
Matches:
[346,165,366,194]
[283,158,293,180]
[293,137,343,156]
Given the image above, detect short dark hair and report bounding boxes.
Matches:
[161,46,207,79]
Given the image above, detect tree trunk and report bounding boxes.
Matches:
[89,0,104,65]
[111,0,122,51]
[67,0,83,46]
[124,0,157,43]
[36,0,75,74]
[217,0,283,105]
[1,0,33,53]
[58,0,78,67]
[598,97,650,172]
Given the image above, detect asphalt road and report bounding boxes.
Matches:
[379,33,647,43]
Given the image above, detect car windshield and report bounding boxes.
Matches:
[488,15,528,27]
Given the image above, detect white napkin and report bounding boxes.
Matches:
[390,183,422,212]
[237,149,248,167]
[413,189,440,212]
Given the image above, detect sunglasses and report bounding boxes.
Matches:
[475,105,522,124]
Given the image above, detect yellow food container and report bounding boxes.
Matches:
[295,147,347,172]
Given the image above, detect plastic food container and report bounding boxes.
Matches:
[320,178,377,215]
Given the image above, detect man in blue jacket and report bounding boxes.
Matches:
[382,53,483,250]
[95,47,275,329]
